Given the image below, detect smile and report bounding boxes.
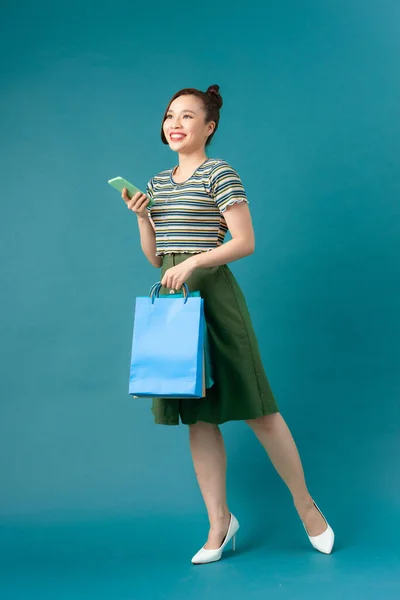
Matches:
[170,133,186,141]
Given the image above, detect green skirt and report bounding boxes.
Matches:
[152,253,279,426]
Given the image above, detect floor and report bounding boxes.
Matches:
[1,504,399,600]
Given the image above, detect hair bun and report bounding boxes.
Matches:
[206,84,223,108]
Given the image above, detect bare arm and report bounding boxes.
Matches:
[122,188,162,268]
[192,202,255,269]
[161,201,255,290]
[137,215,163,268]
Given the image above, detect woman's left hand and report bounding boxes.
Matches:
[161,257,198,291]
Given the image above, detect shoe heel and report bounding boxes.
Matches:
[191,513,240,564]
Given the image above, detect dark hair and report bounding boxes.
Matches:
[161,84,223,146]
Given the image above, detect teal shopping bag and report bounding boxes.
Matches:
[129,283,214,398]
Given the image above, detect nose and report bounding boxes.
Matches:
[169,117,182,129]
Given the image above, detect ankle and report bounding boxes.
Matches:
[293,493,314,513]
[209,508,230,529]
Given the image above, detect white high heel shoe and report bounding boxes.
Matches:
[304,501,335,554]
[191,513,240,565]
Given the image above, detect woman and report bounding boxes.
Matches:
[122,85,335,564]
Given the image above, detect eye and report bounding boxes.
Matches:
[183,114,193,119]
[165,115,172,119]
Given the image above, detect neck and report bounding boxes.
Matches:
[177,150,208,173]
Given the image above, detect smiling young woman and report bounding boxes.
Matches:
[122,85,335,564]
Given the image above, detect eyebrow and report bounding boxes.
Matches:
[167,109,197,114]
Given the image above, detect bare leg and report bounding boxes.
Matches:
[246,413,327,536]
[189,421,231,549]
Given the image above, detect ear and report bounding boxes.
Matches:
[207,120,216,136]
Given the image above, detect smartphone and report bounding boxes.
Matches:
[108,176,154,208]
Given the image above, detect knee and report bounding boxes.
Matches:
[188,421,220,435]
[245,412,280,432]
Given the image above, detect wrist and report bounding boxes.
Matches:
[190,254,202,269]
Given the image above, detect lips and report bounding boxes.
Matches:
[170,133,186,141]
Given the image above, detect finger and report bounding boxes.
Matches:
[161,269,171,288]
[138,194,149,207]
[122,188,131,201]
[134,195,149,211]
[128,194,148,212]
[126,193,140,207]
[129,193,145,209]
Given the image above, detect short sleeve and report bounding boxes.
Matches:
[146,177,154,216]
[209,162,248,213]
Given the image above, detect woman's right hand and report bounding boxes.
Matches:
[122,188,150,219]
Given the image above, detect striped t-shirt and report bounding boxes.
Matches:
[146,158,248,256]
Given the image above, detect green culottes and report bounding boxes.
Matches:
[151,253,279,426]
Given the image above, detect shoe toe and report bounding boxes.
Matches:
[309,526,335,554]
[191,548,219,564]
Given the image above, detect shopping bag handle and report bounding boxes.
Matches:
[149,282,190,304]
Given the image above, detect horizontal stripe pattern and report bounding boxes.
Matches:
[146,158,248,255]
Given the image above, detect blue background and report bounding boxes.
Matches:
[1,0,399,598]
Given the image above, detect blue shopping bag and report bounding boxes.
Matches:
[154,288,214,390]
[129,283,213,398]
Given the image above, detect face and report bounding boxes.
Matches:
[163,94,215,153]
